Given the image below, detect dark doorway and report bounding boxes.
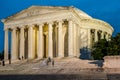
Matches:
[24,28,28,59]
[43,35,47,58]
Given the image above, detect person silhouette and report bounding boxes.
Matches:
[51,59,54,67]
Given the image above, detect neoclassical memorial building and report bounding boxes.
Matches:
[1,6,113,60]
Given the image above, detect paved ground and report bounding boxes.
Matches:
[0,58,120,80]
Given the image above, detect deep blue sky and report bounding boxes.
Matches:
[0,0,120,52]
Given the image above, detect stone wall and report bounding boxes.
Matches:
[103,56,120,68]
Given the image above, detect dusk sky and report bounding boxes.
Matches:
[0,0,120,51]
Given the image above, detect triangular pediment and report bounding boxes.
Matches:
[3,6,92,23]
[6,6,70,20]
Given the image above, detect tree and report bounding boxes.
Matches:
[109,33,120,55]
[0,50,4,60]
[92,39,108,60]
[91,32,120,60]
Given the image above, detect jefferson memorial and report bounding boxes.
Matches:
[1,6,113,60]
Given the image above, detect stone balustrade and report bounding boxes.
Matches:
[103,56,120,68]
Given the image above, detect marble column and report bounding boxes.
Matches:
[48,22,53,58]
[55,26,58,57]
[106,33,109,40]
[28,25,34,59]
[68,19,73,57]
[4,29,9,60]
[58,21,64,57]
[95,29,98,42]
[11,28,17,60]
[73,23,77,57]
[20,27,24,59]
[76,26,80,57]
[38,24,43,59]
[108,34,110,40]
[16,30,19,60]
[101,32,104,39]
[87,29,91,48]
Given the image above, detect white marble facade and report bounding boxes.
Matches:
[2,6,114,60]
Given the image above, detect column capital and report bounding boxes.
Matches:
[19,25,25,29]
[4,25,9,30]
[57,20,63,23]
[38,23,43,26]
[67,18,76,23]
[12,27,17,31]
[58,20,63,27]
[91,29,95,33]
[94,29,98,33]
[73,22,78,27]
[47,21,53,25]
[104,32,107,35]
[28,25,34,30]
[20,27,24,31]
[67,18,73,21]
[20,26,24,30]
[28,24,34,28]
[4,28,9,31]
[73,21,77,24]
[11,27,17,30]
[98,30,102,33]
[95,29,98,32]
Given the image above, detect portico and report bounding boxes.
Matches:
[4,19,79,60]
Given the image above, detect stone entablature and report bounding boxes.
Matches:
[103,56,120,68]
[81,19,113,35]
[81,19,113,30]
[3,12,72,29]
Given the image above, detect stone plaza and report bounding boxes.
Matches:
[0,58,120,80]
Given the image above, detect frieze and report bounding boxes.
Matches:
[27,9,41,17]
[26,9,56,17]
[4,13,73,27]
[81,19,113,31]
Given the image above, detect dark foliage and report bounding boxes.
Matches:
[0,51,4,60]
[91,33,120,60]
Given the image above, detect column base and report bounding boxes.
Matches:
[68,55,74,58]
[28,56,35,60]
[36,57,43,60]
[58,56,64,59]
[10,59,20,64]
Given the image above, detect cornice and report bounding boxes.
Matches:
[3,12,75,30]
[81,18,114,32]
[4,11,71,26]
